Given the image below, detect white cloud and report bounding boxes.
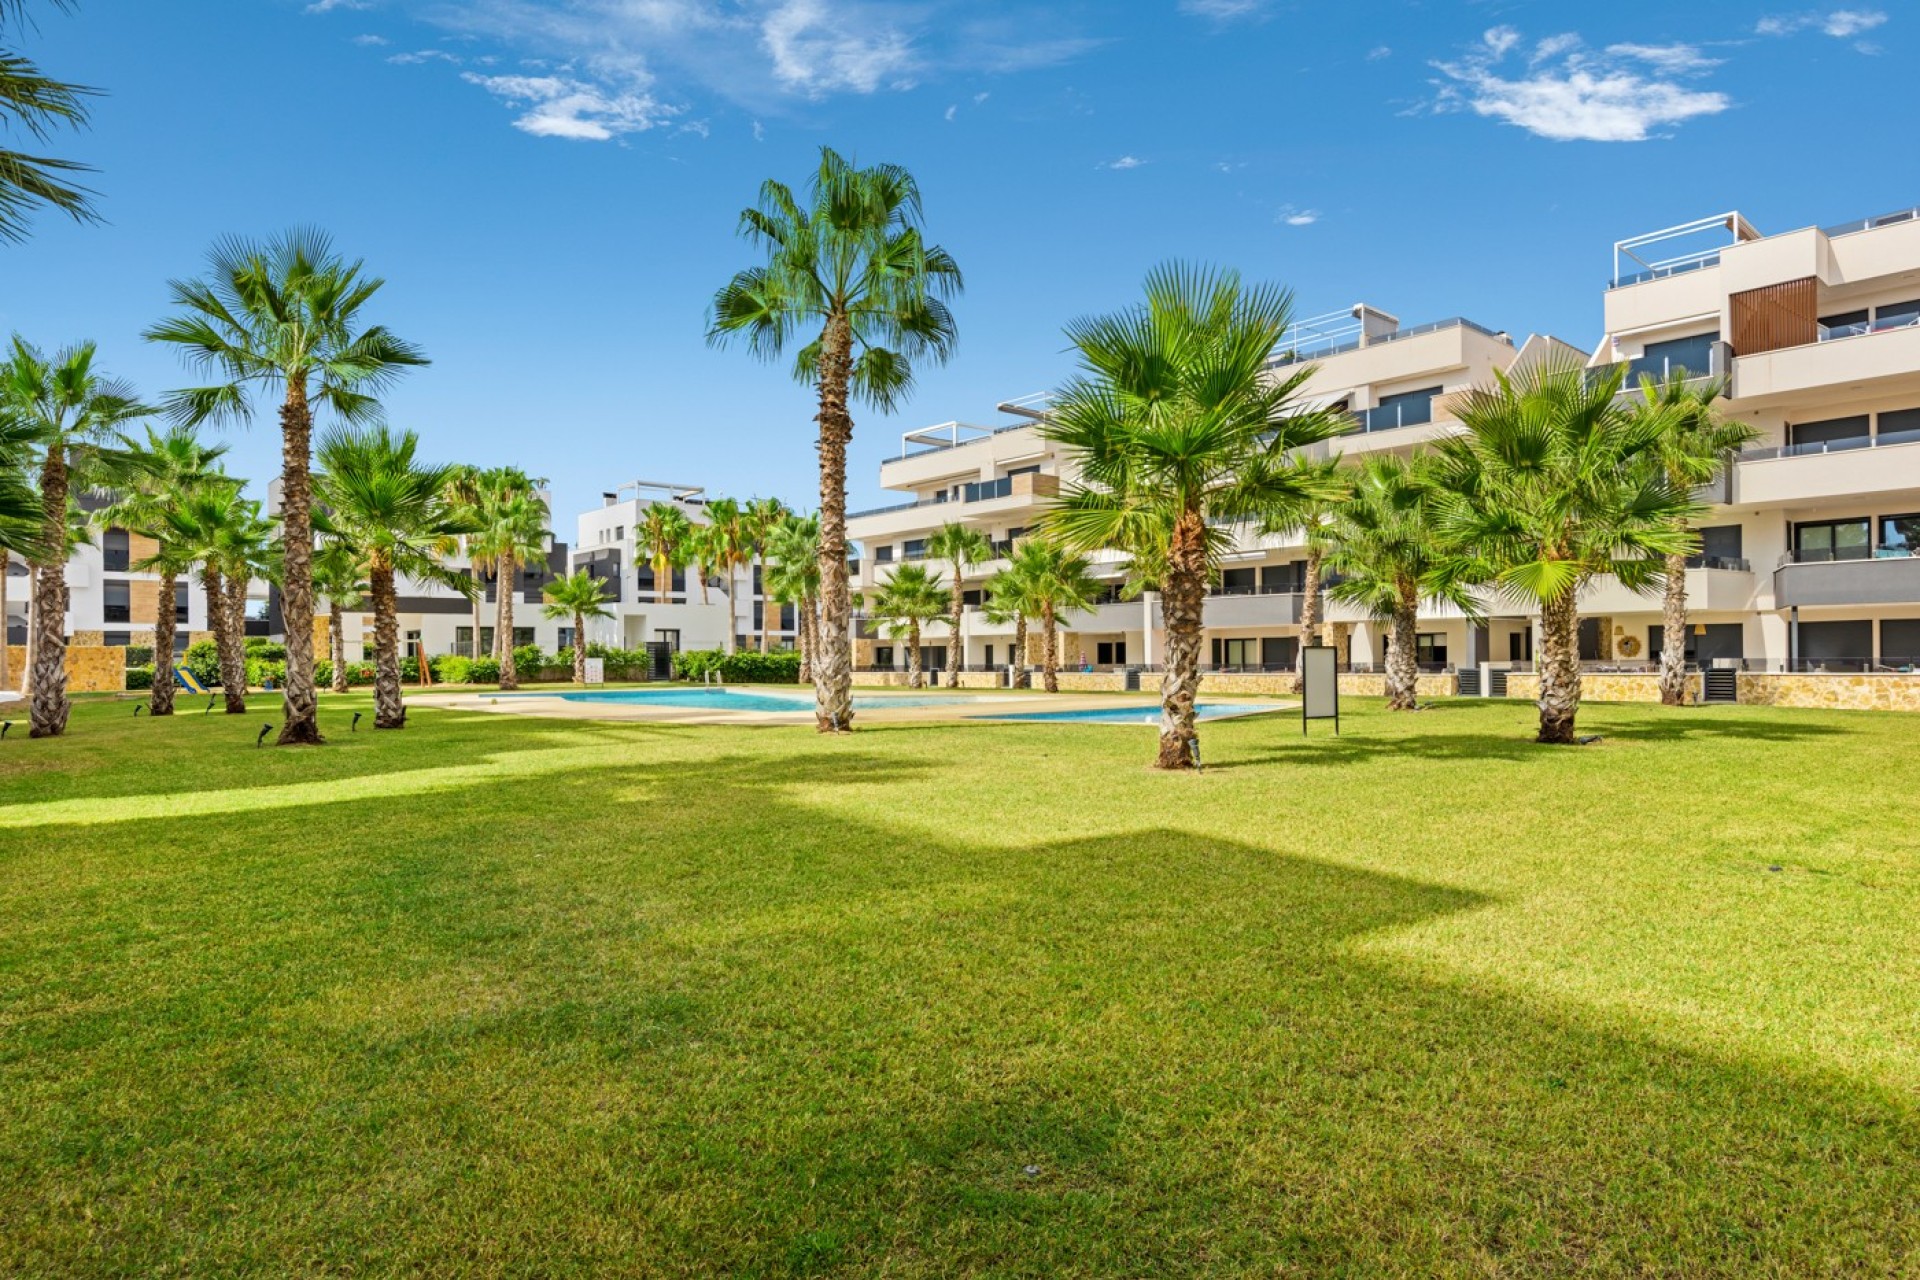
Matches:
[761,0,917,94]
[352,33,388,46]
[1366,45,1392,62]
[1824,9,1887,36]
[1428,26,1730,142]
[1276,204,1318,226]
[1101,154,1144,170]
[1178,0,1265,19]
[388,48,462,65]
[1756,9,1888,37]
[944,103,957,120]
[460,71,675,140]
[305,0,369,11]
[751,119,765,141]
[973,91,990,103]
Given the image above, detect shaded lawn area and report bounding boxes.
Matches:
[1,694,1917,1276]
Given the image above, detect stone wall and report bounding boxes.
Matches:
[1501,672,1675,704]
[1736,672,1920,711]
[1053,671,1128,693]
[0,645,127,694]
[1334,672,1458,699]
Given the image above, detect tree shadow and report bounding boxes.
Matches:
[4,759,1914,1276]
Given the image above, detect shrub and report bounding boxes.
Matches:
[125,665,154,691]
[125,645,154,667]
[467,656,501,684]
[671,647,801,684]
[315,659,375,687]
[246,657,287,688]
[244,639,288,661]
[672,648,724,682]
[315,659,331,686]
[511,643,545,675]
[182,639,221,688]
[433,655,472,684]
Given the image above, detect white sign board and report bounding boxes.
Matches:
[583,657,605,686]
[1301,645,1339,734]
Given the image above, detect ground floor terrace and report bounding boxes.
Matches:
[3,691,1917,1275]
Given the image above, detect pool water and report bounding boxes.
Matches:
[536,688,986,713]
[974,703,1278,724]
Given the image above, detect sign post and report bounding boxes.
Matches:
[1301,644,1339,736]
[583,657,605,687]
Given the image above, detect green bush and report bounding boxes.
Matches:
[125,665,154,691]
[244,639,287,661]
[182,639,221,688]
[315,660,376,688]
[125,645,154,667]
[467,656,500,684]
[672,648,724,682]
[511,643,545,674]
[671,648,801,684]
[246,657,287,688]
[432,655,472,684]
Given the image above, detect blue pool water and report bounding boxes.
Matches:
[534,688,980,712]
[974,703,1277,725]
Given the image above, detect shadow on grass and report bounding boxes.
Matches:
[3,755,1915,1276]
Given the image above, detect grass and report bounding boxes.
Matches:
[2,690,1917,1276]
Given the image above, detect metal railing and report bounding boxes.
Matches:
[1820,204,1920,238]
[1742,426,1920,461]
[1268,316,1500,367]
[1346,396,1435,434]
[1818,310,1920,342]
[1779,544,1916,565]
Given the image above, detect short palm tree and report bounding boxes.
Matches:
[146,228,428,745]
[311,541,368,694]
[0,0,98,242]
[1041,263,1345,768]
[441,464,489,660]
[0,337,145,737]
[982,561,1030,688]
[0,412,46,692]
[97,424,228,716]
[148,477,254,713]
[709,147,962,733]
[744,496,792,651]
[216,498,274,712]
[470,468,547,690]
[687,519,720,606]
[639,500,692,605]
[1002,538,1098,694]
[1634,372,1759,705]
[702,497,752,653]
[1260,480,1350,693]
[315,426,476,729]
[869,561,947,688]
[1433,358,1701,744]
[926,521,991,687]
[765,512,821,680]
[1322,455,1477,711]
[541,569,614,685]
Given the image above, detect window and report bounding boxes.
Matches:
[1261,563,1303,594]
[1880,514,1920,555]
[921,646,946,671]
[1261,636,1296,669]
[1095,641,1128,665]
[1796,518,1872,562]
[1415,633,1448,667]
[557,627,576,651]
[1631,331,1718,380]
[1876,298,1920,329]
[102,527,130,572]
[1649,623,1742,665]
[513,628,535,648]
[1007,465,1040,477]
[1881,619,1920,669]
[984,644,996,668]
[103,580,131,623]
[1213,637,1257,667]
[103,630,130,647]
[1218,568,1257,595]
[962,589,982,607]
[1880,406,1920,443]
[1790,414,1871,452]
[875,545,894,564]
[1692,524,1744,568]
[902,539,927,560]
[1820,307,1868,333]
[874,645,894,668]
[174,581,190,623]
[1509,630,1532,662]
[1797,619,1872,671]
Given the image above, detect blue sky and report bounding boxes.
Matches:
[3,0,1909,531]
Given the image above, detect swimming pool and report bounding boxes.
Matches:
[973,703,1279,725]
[534,688,990,713]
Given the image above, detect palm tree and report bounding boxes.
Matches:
[1322,455,1477,712]
[470,468,547,691]
[926,521,990,687]
[1433,358,1701,744]
[311,541,368,694]
[0,0,98,242]
[1003,538,1098,694]
[146,228,428,745]
[709,147,962,733]
[0,413,47,693]
[1635,373,1759,706]
[638,500,692,605]
[315,426,475,729]
[765,512,821,681]
[686,520,720,606]
[869,561,946,688]
[441,464,489,660]
[702,497,751,654]
[0,337,144,736]
[216,497,274,713]
[982,562,1030,689]
[146,477,246,712]
[743,496,792,652]
[1260,481,1350,693]
[1041,263,1345,769]
[96,424,228,716]
[541,569,614,685]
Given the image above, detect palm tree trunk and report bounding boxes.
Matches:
[21,565,37,701]
[696,563,710,606]
[371,562,404,729]
[724,565,737,655]
[1537,588,1582,745]
[758,554,770,654]
[1041,604,1060,693]
[0,553,11,691]
[1659,550,1690,706]
[1013,614,1028,689]
[905,622,922,688]
[1385,585,1419,711]
[655,555,669,606]
[330,600,349,693]
[470,570,484,661]
[1155,507,1207,771]
[221,570,248,715]
[275,380,322,745]
[946,575,963,688]
[1293,545,1322,694]
[812,309,856,734]
[151,568,177,716]
[28,445,70,738]
[573,608,587,684]
[797,596,813,683]
[201,565,227,708]
[497,551,519,690]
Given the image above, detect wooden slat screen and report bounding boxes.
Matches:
[1729,277,1817,356]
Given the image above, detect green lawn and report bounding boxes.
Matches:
[2,692,1917,1276]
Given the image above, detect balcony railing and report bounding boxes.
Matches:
[1818,311,1920,342]
[964,476,1012,503]
[1346,396,1435,435]
[1781,545,1916,566]
[1820,204,1920,238]
[1743,426,1920,461]
[1268,316,1501,367]
[1685,555,1751,572]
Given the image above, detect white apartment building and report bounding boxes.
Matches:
[846,197,1920,685]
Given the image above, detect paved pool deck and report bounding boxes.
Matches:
[408,685,1297,727]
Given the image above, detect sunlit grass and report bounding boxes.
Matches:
[2,692,1916,1275]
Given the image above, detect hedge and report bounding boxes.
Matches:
[672,648,802,684]
[126,665,154,691]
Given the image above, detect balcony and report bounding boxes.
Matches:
[1203,590,1303,628]
[1580,563,1755,615]
[1268,316,1501,368]
[1775,548,1920,607]
[1731,315,1920,404]
[1736,430,1920,506]
[1346,395,1434,435]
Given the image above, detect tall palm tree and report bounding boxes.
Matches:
[0,0,98,242]
[470,468,547,691]
[709,147,962,733]
[1433,358,1700,744]
[869,561,946,688]
[765,512,820,680]
[146,228,428,745]
[687,519,720,606]
[743,496,791,652]
[0,411,52,692]
[926,521,991,688]
[311,541,368,694]
[217,497,274,712]
[1634,372,1759,706]
[96,424,227,716]
[1041,263,1344,769]
[1322,455,1477,712]
[441,463,489,660]
[0,337,144,737]
[315,426,475,729]
[152,478,260,714]
[1002,538,1098,694]
[702,497,751,654]
[982,561,1030,689]
[541,569,614,685]
[638,500,691,605]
